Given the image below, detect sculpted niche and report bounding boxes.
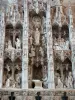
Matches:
[28,14,47,88]
[3,23,22,88]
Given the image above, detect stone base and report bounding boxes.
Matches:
[0,88,75,100]
[32,80,43,89]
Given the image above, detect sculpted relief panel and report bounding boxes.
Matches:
[52,23,73,88]
[28,14,47,88]
[3,23,22,88]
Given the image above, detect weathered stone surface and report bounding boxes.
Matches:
[0,90,75,100]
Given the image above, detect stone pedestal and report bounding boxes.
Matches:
[32,80,43,89]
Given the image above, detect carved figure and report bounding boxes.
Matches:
[35,92,42,100]
[31,46,35,57]
[9,92,15,100]
[42,75,48,88]
[10,80,15,88]
[65,40,69,50]
[5,42,8,48]
[5,74,15,88]
[33,16,41,28]
[15,72,21,88]
[61,50,64,61]
[39,47,44,57]
[34,28,40,45]
[54,41,59,50]
[29,35,33,45]
[5,78,10,88]
[55,73,59,86]
[8,40,13,49]
[15,38,21,49]
[61,92,68,100]
[60,38,65,49]
[54,38,65,50]
[42,36,45,44]
[15,65,21,71]
[31,57,34,65]
[67,72,73,88]
[6,64,10,72]
[5,75,12,88]
[56,0,61,6]
[56,76,63,88]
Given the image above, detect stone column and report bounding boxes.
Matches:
[72,46,75,88]
[68,5,75,88]
[0,10,5,88]
[46,0,55,89]
[22,0,29,89]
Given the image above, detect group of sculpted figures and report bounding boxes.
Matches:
[5,37,21,50]
[30,45,44,57]
[55,72,73,89]
[4,72,21,88]
[29,27,40,46]
[28,26,42,57]
[54,37,69,50]
[3,64,21,88]
[39,71,74,89]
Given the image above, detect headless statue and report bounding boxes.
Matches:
[9,92,15,100]
[61,92,68,100]
[35,92,42,100]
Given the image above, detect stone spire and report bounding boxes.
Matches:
[32,0,39,14]
[54,0,66,26]
[69,1,73,28]
[6,0,20,25]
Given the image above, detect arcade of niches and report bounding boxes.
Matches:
[0,0,75,99]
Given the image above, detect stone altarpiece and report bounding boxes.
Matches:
[0,0,75,90]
